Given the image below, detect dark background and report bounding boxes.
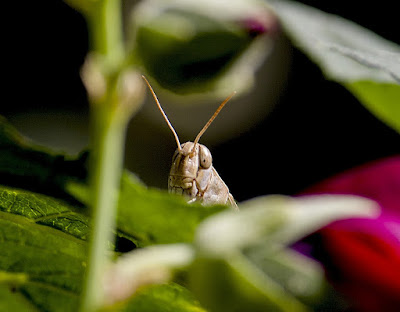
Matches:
[2,0,400,201]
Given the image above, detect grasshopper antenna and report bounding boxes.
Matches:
[193,91,236,146]
[142,75,182,151]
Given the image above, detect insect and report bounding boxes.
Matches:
[142,76,238,210]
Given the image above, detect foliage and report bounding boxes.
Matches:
[269,0,400,133]
[0,186,87,311]
[1,0,399,311]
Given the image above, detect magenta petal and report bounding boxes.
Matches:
[298,156,400,311]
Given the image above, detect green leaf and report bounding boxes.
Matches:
[0,187,90,240]
[134,10,250,91]
[268,0,400,83]
[103,244,194,305]
[131,0,273,94]
[0,116,87,198]
[118,173,227,246]
[0,186,89,311]
[67,172,227,247]
[268,0,400,132]
[346,81,400,133]
[243,246,326,304]
[121,283,206,312]
[189,195,378,311]
[195,195,377,255]
[0,277,40,312]
[189,256,309,312]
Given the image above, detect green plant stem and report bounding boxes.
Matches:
[78,0,125,311]
[80,106,127,312]
[88,0,124,64]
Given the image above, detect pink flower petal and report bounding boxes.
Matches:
[300,156,400,311]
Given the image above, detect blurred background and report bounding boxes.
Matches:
[2,0,400,202]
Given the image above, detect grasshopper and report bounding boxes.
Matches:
[142,76,238,209]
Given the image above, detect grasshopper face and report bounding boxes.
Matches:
[142,75,237,208]
[169,142,212,198]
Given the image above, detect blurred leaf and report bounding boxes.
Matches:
[0,116,87,199]
[131,0,274,94]
[244,246,325,304]
[135,10,250,90]
[194,195,378,254]
[189,195,378,311]
[121,283,206,312]
[268,0,400,132]
[103,244,194,305]
[243,195,379,247]
[346,81,400,133]
[0,186,88,311]
[269,0,400,83]
[189,256,309,312]
[0,277,39,312]
[64,0,94,16]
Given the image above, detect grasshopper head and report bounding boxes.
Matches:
[142,75,233,198]
[169,142,213,196]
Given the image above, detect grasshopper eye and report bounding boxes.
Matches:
[199,145,212,169]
